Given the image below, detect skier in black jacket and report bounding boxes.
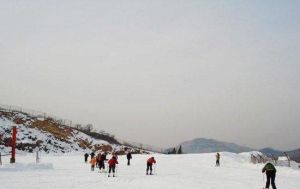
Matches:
[127,152,132,166]
[84,153,89,163]
[262,162,277,189]
[90,152,95,159]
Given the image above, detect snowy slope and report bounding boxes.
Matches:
[0,110,135,154]
[0,152,299,189]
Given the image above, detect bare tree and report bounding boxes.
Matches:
[74,124,82,130]
[84,124,93,132]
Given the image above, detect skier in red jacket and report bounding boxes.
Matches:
[146,157,156,175]
[107,156,118,177]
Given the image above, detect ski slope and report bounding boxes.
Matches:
[0,152,299,189]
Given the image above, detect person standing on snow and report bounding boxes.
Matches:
[90,152,95,159]
[146,157,156,175]
[216,152,220,166]
[84,153,89,163]
[127,151,132,166]
[108,156,118,177]
[96,152,102,168]
[262,162,277,189]
[98,152,106,171]
[90,156,97,171]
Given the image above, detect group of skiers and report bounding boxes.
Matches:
[84,151,155,177]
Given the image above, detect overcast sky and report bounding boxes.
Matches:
[0,0,299,150]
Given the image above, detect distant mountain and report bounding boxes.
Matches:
[287,149,300,163]
[168,138,254,154]
[259,148,283,157]
[166,138,300,163]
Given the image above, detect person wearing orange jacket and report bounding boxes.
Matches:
[146,157,156,175]
[108,156,118,177]
[90,156,97,171]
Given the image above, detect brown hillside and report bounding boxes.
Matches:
[31,119,73,142]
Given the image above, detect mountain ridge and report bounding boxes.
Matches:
[168,138,254,154]
[166,138,300,162]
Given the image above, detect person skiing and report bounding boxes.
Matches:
[262,162,277,189]
[108,156,118,177]
[89,156,97,171]
[126,151,132,166]
[98,152,106,171]
[90,151,95,159]
[96,152,102,168]
[146,157,156,175]
[216,152,220,166]
[84,153,89,163]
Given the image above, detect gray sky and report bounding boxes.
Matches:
[0,0,299,150]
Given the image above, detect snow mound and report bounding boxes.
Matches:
[238,151,262,160]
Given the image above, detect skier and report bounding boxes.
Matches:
[90,156,97,171]
[98,152,106,171]
[108,156,118,177]
[216,152,220,166]
[126,151,132,166]
[262,162,277,189]
[84,153,89,163]
[96,152,102,168]
[90,151,95,159]
[146,157,156,175]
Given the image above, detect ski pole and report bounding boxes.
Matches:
[262,173,265,189]
[106,164,109,176]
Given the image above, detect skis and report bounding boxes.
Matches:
[146,173,154,175]
[108,175,116,177]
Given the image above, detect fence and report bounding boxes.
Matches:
[0,103,73,127]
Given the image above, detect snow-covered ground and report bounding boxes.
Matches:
[0,152,299,189]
